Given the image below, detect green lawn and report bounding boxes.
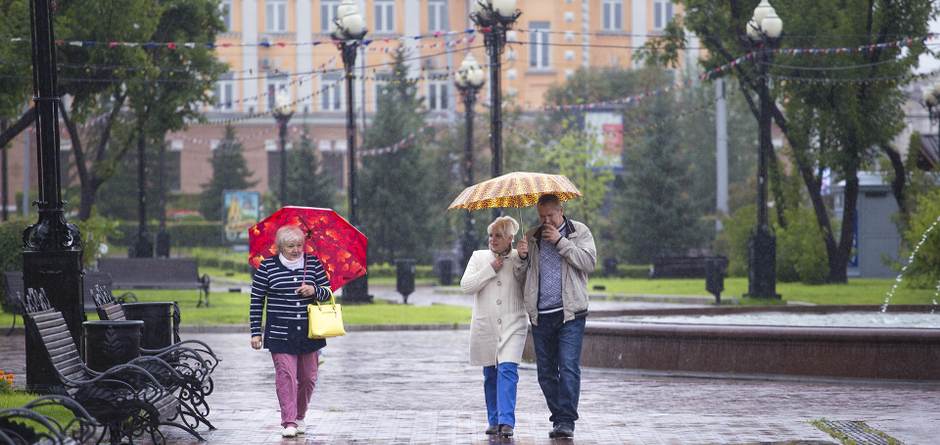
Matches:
[585,277,936,306]
[2,275,935,329]
[0,287,470,328]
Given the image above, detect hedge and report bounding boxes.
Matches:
[114,221,225,248]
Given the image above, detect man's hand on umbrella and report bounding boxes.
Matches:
[517,237,528,259]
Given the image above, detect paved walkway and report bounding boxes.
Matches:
[3,285,939,444]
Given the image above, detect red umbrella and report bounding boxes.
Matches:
[248,206,367,292]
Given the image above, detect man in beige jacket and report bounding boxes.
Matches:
[514,194,596,439]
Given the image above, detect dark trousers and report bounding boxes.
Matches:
[531,311,585,429]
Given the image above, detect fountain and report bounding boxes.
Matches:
[523,304,940,381]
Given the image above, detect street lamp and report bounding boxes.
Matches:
[470,0,520,220]
[333,0,370,302]
[922,78,940,126]
[744,0,783,299]
[273,90,293,204]
[455,52,486,268]
[23,0,85,391]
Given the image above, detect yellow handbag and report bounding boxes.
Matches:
[307,291,346,339]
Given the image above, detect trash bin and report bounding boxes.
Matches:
[122,302,176,350]
[603,257,619,277]
[83,320,143,372]
[395,259,416,303]
[438,259,454,286]
[705,256,728,304]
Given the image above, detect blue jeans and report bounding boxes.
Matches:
[483,362,519,427]
[531,311,585,430]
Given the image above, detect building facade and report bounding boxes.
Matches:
[3,0,683,214]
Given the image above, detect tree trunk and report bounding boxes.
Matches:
[882,144,909,230]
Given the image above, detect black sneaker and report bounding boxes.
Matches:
[551,424,574,439]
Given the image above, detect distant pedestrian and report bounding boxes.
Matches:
[514,194,596,439]
[249,225,333,438]
[461,216,527,438]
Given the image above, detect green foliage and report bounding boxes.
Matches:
[541,127,615,229]
[199,125,257,221]
[113,221,224,248]
[714,205,755,278]
[358,49,442,264]
[74,216,123,269]
[897,189,940,289]
[615,70,710,263]
[638,0,936,283]
[0,217,29,313]
[776,206,830,285]
[280,125,336,209]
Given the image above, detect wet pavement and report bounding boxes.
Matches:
[2,285,939,444]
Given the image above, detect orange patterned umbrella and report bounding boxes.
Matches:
[248,207,367,291]
[447,172,583,211]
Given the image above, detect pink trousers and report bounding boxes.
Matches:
[271,350,319,428]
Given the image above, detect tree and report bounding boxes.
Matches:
[357,50,443,264]
[541,126,614,230]
[616,81,710,264]
[0,0,227,221]
[281,126,336,209]
[199,125,257,221]
[638,0,935,282]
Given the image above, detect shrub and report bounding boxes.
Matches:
[898,189,940,289]
[713,205,755,278]
[776,206,829,285]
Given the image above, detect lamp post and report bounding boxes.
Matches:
[333,0,370,302]
[922,79,940,127]
[134,132,153,257]
[273,90,293,204]
[23,0,85,392]
[470,0,520,220]
[744,0,783,299]
[455,52,486,268]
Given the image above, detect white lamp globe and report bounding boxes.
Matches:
[342,8,365,36]
[492,0,517,18]
[753,0,773,25]
[761,10,783,38]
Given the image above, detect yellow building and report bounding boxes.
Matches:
[3,1,684,211]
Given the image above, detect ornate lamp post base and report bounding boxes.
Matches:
[746,225,779,299]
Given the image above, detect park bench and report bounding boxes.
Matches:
[20,288,208,444]
[0,394,98,445]
[97,258,211,307]
[2,271,135,335]
[92,287,220,422]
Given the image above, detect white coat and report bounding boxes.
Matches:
[461,249,528,367]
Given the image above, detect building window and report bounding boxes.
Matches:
[654,1,674,30]
[216,72,236,111]
[266,72,290,111]
[321,0,339,33]
[428,0,447,33]
[266,0,287,33]
[321,74,345,111]
[602,0,622,31]
[427,81,448,111]
[220,1,233,32]
[374,0,395,33]
[529,22,551,70]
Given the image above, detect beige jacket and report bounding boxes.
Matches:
[461,249,527,367]
[513,217,596,326]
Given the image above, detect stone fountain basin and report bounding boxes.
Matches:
[522,306,940,381]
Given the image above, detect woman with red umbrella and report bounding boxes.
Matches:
[249,225,333,438]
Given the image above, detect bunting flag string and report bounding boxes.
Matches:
[359,118,459,157]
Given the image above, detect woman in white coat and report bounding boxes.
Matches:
[460,216,527,438]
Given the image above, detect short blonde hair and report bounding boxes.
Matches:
[275,225,305,253]
[487,216,519,242]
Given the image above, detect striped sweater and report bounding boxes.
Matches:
[250,254,332,351]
